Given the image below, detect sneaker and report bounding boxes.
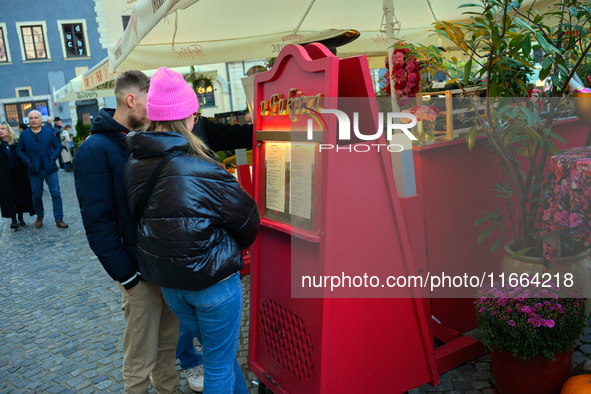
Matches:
[184,364,204,392]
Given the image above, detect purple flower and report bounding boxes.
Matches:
[479,307,485,313]
[535,303,543,309]
[546,320,555,328]
[508,320,516,326]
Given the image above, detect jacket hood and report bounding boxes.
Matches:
[90,108,129,135]
[126,131,190,160]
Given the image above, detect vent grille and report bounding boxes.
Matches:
[260,299,314,381]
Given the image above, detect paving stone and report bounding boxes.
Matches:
[453,380,473,391]
[0,172,586,394]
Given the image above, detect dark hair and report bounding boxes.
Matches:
[18,123,27,131]
[114,70,150,105]
[64,124,72,130]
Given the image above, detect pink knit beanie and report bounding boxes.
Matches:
[147,67,199,121]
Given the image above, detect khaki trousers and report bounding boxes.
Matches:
[117,281,179,394]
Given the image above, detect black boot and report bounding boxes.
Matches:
[10,219,19,230]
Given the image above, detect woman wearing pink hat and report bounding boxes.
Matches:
[123,67,259,393]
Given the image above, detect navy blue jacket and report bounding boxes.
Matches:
[73,109,140,290]
[124,131,259,290]
[16,127,62,176]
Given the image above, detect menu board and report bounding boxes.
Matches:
[263,142,319,232]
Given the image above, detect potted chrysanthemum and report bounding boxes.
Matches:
[476,282,587,394]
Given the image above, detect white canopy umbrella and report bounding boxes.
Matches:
[61,66,217,102]
[106,0,464,74]
[82,0,555,91]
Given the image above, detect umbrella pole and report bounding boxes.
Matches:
[383,0,417,198]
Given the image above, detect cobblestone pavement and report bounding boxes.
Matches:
[0,171,590,394]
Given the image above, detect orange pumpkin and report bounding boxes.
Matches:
[561,374,591,394]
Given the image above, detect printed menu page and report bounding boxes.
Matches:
[289,143,315,219]
[265,143,287,212]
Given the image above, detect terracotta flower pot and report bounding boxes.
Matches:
[491,348,574,394]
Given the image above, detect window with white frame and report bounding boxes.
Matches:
[15,87,32,97]
[16,21,51,61]
[57,20,91,59]
[0,23,12,63]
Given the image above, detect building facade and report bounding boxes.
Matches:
[0,0,108,128]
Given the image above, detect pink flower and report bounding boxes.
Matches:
[508,320,516,326]
[546,319,555,328]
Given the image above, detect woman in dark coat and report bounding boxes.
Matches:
[124,67,259,393]
[0,122,35,230]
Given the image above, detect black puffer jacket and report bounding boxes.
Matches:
[123,131,260,291]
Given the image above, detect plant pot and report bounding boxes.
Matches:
[500,243,591,317]
[490,348,574,394]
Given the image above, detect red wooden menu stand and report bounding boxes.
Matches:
[248,43,440,393]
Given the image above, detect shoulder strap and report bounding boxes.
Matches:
[135,150,182,221]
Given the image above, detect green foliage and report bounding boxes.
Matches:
[402,0,591,257]
[184,66,213,96]
[476,283,587,360]
[73,119,90,151]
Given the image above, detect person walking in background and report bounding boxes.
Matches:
[18,123,27,134]
[16,110,68,229]
[73,70,180,394]
[0,122,35,230]
[59,124,73,172]
[53,117,64,169]
[44,116,53,131]
[124,67,259,394]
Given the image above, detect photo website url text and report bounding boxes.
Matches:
[301,272,574,292]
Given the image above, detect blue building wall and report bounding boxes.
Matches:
[0,0,106,126]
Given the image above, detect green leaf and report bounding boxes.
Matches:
[516,79,529,95]
[568,6,578,18]
[521,125,542,141]
[546,140,559,155]
[551,74,561,88]
[522,34,531,56]
[513,17,536,33]
[509,247,533,259]
[536,32,559,54]
[491,238,504,252]
[477,227,493,244]
[458,3,483,8]
[474,217,488,226]
[464,58,473,85]
[550,133,566,144]
[466,124,478,151]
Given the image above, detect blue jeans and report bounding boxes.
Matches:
[177,322,203,370]
[161,274,248,394]
[29,169,63,221]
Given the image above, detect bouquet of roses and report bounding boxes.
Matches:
[383,45,422,106]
